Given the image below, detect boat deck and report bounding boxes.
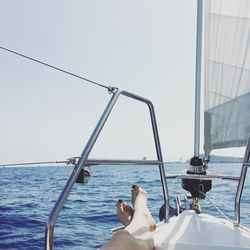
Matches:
[153,210,250,250]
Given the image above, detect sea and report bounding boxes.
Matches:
[1,162,250,249]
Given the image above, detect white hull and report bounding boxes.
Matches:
[153,210,250,250]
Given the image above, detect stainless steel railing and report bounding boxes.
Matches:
[234,135,250,225]
[45,89,169,250]
[166,174,240,181]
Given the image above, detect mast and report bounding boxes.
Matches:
[181,0,211,207]
[194,0,203,157]
[182,0,208,201]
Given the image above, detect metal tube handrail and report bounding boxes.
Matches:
[234,135,250,225]
[84,159,163,166]
[45,90,120,250]
[45,89,169,249]
[165,174,239,181]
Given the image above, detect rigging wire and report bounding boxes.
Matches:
[201,191,233,223]
[201,191,250,233]
[0,45,119,167]
[0,160,72,167]
[0,45,117,93]
[0,157,81,167]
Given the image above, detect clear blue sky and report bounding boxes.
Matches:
[0,0,244,164]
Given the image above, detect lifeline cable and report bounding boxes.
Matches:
[0,156,81,167]
[202,191,250,232]
[0,45,117,93]
[201,191,233,223]
[0,160,71,167]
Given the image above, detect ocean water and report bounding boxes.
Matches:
[0,163,250,249]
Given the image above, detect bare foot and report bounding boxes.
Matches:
[131,184,141,208]
[131,185,156,232]
[116,199,134,227]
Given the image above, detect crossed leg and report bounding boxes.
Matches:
[100,185,156,250]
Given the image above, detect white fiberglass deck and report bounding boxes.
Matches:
[153,210,250,250]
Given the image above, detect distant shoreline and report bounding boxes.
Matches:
[184,154,243,164]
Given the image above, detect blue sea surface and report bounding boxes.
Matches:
[0,163,250,249]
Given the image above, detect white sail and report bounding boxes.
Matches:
[204,0,250,155]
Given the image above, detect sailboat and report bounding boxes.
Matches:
[43,0,250,249]
[156,0,250,248]
[153,0,250,248]
[1,0,248,249]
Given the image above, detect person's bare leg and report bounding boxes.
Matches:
[100,185,156,250]
[130,185,156,232]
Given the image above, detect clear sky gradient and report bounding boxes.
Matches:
[0,0,245,164]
